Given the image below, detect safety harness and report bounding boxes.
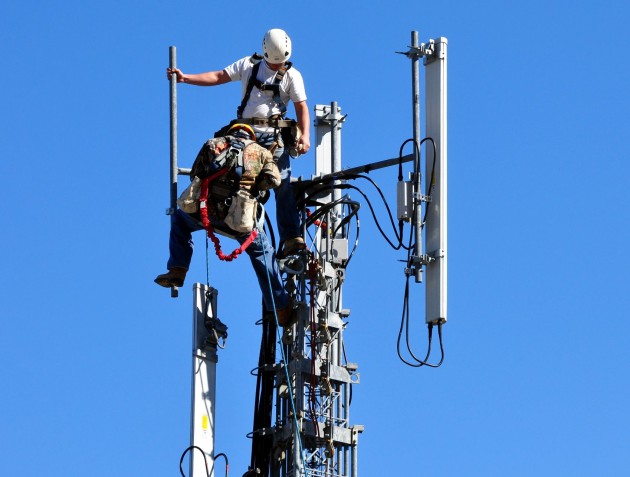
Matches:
[198,167,260,262]
[236,53,293,121]
[190,132,279,262]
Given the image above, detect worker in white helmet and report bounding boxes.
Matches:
[167,28,309,257]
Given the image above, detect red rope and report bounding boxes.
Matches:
[199,170,258,262]
[199,169,229,229]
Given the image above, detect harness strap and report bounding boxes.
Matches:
[267,62,291,116]
[237,54,292,119]
[237,61,262,119]
[199,168,258,262]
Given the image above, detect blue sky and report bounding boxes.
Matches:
[2,1,629,476]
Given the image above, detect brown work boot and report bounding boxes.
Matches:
[154,267,187,288]
[283,236,306,256]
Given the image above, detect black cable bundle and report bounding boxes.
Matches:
[249,307,277,477]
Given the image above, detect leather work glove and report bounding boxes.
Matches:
[257,161,281,190]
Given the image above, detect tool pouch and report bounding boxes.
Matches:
[224,189,258,233]
[177,176,201,213]
[281,121,301,157]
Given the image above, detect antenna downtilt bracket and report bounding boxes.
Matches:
[396,38,435,59]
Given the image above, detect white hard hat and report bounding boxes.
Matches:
[262,29,292,63]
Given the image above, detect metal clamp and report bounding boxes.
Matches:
[204,316,228,349]
[428,248,445,259]
[396,39,435,59]
[316,107,348,125]
[404,254,436,276]
[413,192,432,203]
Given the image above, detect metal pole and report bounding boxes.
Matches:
[411,31,423,283]
[330,101,342,238]
[169,46,178,215]
[344,384,350,476]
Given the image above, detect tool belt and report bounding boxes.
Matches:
[214,118,302,157]
[215,117,297,137]
[239,117,296,128]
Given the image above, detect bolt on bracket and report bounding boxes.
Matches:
[396,39,435,59]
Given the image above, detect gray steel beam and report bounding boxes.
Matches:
[411,31,423,283]
[169,46,178,216]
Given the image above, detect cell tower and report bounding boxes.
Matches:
[170,31,448,477]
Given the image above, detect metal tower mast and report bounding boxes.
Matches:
[170,28,448,476]
[252,102,362,477]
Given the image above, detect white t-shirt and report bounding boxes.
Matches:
[224,56,307,120]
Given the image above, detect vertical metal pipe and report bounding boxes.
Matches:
[335,331,342,461]
[411,32,423,283]
[344,384,350,476]
[293,424,300,477]
[351,442,358,477]
[331,103,341,186]
[169,46,178,214]
[300,191,308,304]
[331,101,341,237]
[331,101,343,477]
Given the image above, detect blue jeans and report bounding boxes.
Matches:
[256,133,301,244]
[167,209,287,312]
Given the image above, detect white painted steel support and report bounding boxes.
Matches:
[424,38,448,324]
[190,284,219,477]
[330,101,343,238]
[314,105,332,171]
[314,103,347,262]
